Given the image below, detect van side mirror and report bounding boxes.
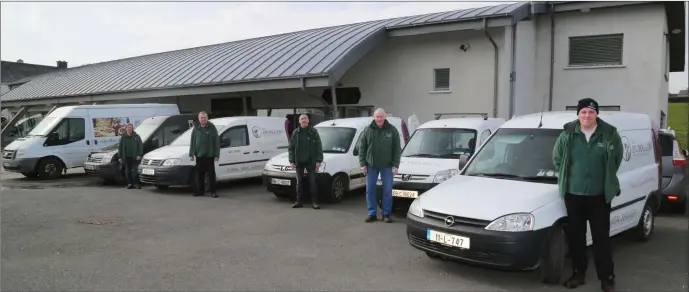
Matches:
[458,154,470,170]
[47,132,58,141]
[353,148,359,156]
[682,149,688,157]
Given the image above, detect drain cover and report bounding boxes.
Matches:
[77,215,124,225]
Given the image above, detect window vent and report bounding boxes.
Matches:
[433,68,450,91]
[569,34,623,66]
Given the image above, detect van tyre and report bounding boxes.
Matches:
[630,202,654,242]
[328,174,348,203]
[540,225,566,284]
[37,157,63,179]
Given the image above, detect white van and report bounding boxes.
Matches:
[405,111,661,283]
[1,104,179,179]
[138,116,289,190]
[391,114,505,203]
[262,116,411,203]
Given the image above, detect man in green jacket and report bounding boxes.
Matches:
[359,108,402,223]
[189,111,220,198]
[552,98,623,292]
[118,123,143,189]
[288,114,324,209]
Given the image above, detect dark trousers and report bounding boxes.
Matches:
[564,193,615,281]
[196,157,216,195]
[123,157,139,186]
[295,162,318,204]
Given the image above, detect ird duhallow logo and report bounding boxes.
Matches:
[252,126,262,138]
[621,136,631,161]
[444,216,455,227]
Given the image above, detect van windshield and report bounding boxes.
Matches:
[402,128,477,159]
[315,127,357,153]
[169,125,226,146]
[463,128,562,183]
[27,117,61,136]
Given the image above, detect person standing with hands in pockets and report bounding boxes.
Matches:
[288,114,324,209]
[359,108,402,223]
[118,122,143,189]
[189,111,220,198]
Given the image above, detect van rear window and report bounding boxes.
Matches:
[658,134,674,157]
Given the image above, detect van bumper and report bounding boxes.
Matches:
[84,161,122,181]
[138,165,194,186]
[2,158,40,173]
[406,214,548,270]
[392,181,439,200]
[262,170,332,194]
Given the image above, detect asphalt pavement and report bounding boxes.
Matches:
[1,169,687,291]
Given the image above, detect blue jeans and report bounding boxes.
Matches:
[366,166,393,216]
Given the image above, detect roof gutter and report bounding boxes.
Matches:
[482,18,499,118]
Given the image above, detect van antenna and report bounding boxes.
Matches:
[537,94,547,128]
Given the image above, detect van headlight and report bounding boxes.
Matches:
[433,169,459,183]
[15,149,25,158]
[162,159,181,166]
[408,198,424,218]
[264,162,272,170]
[485,213,534,232]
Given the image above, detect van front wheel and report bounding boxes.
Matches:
[328,174,348,203]
[540,225,566,284]
[37,157,63,179]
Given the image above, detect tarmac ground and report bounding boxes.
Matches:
[1,168,687,291]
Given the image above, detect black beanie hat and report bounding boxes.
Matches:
[576,98,599,114]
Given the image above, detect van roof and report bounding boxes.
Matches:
[209,116,285,126]
[501,111,654,131]
[419,117,506,130]
[56,104,177,110]
[315,116,401,128]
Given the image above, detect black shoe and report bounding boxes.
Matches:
[312,203,320,209]
[211,193,218,198]
[365,215,377,223]
[563,271,586,288]
[382,216,393,223]
[292,202,303,208]
[601,279,615,292]
[126,185,134,189]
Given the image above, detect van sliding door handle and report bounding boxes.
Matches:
[86,140,90,145]
[94,140,98,145]
[243,152,250,154]
[253,151,259,153]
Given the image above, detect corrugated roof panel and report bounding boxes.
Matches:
[1,2,528,102]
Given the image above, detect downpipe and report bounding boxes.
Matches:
[482,18,499,118]
[547,3,555,111]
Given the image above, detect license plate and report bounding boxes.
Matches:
[141,168,154,175]
[427,229,470,249]
[84,165,95,170]
[271,178,291,186]
[393,189,418,198]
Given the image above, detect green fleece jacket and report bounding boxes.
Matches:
[358,120,402,169]
[189,122,220,158]
[118,131,143,159]
[552,118,624,203]
[288,126,323,165]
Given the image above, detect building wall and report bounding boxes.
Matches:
[522,4,669,124]
[339,28,509,123]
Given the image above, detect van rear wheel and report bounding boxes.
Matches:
[540,225,566,284]
[630,202,654,242]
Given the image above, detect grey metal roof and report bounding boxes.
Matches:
[1,2,528,103]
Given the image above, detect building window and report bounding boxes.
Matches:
[433,68,450,91]
[566,105,621,111]
[568,34,623,66]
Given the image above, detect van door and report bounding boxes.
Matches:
[43,115,90,168]
[217,124,256,180]
[349,128,367,188]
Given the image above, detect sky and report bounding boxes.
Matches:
[1,0,687,93]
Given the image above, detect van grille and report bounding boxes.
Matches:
[2,150,15,160]
[87,156,103,163]
[423,210,491,227]
[141,159,164,166]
